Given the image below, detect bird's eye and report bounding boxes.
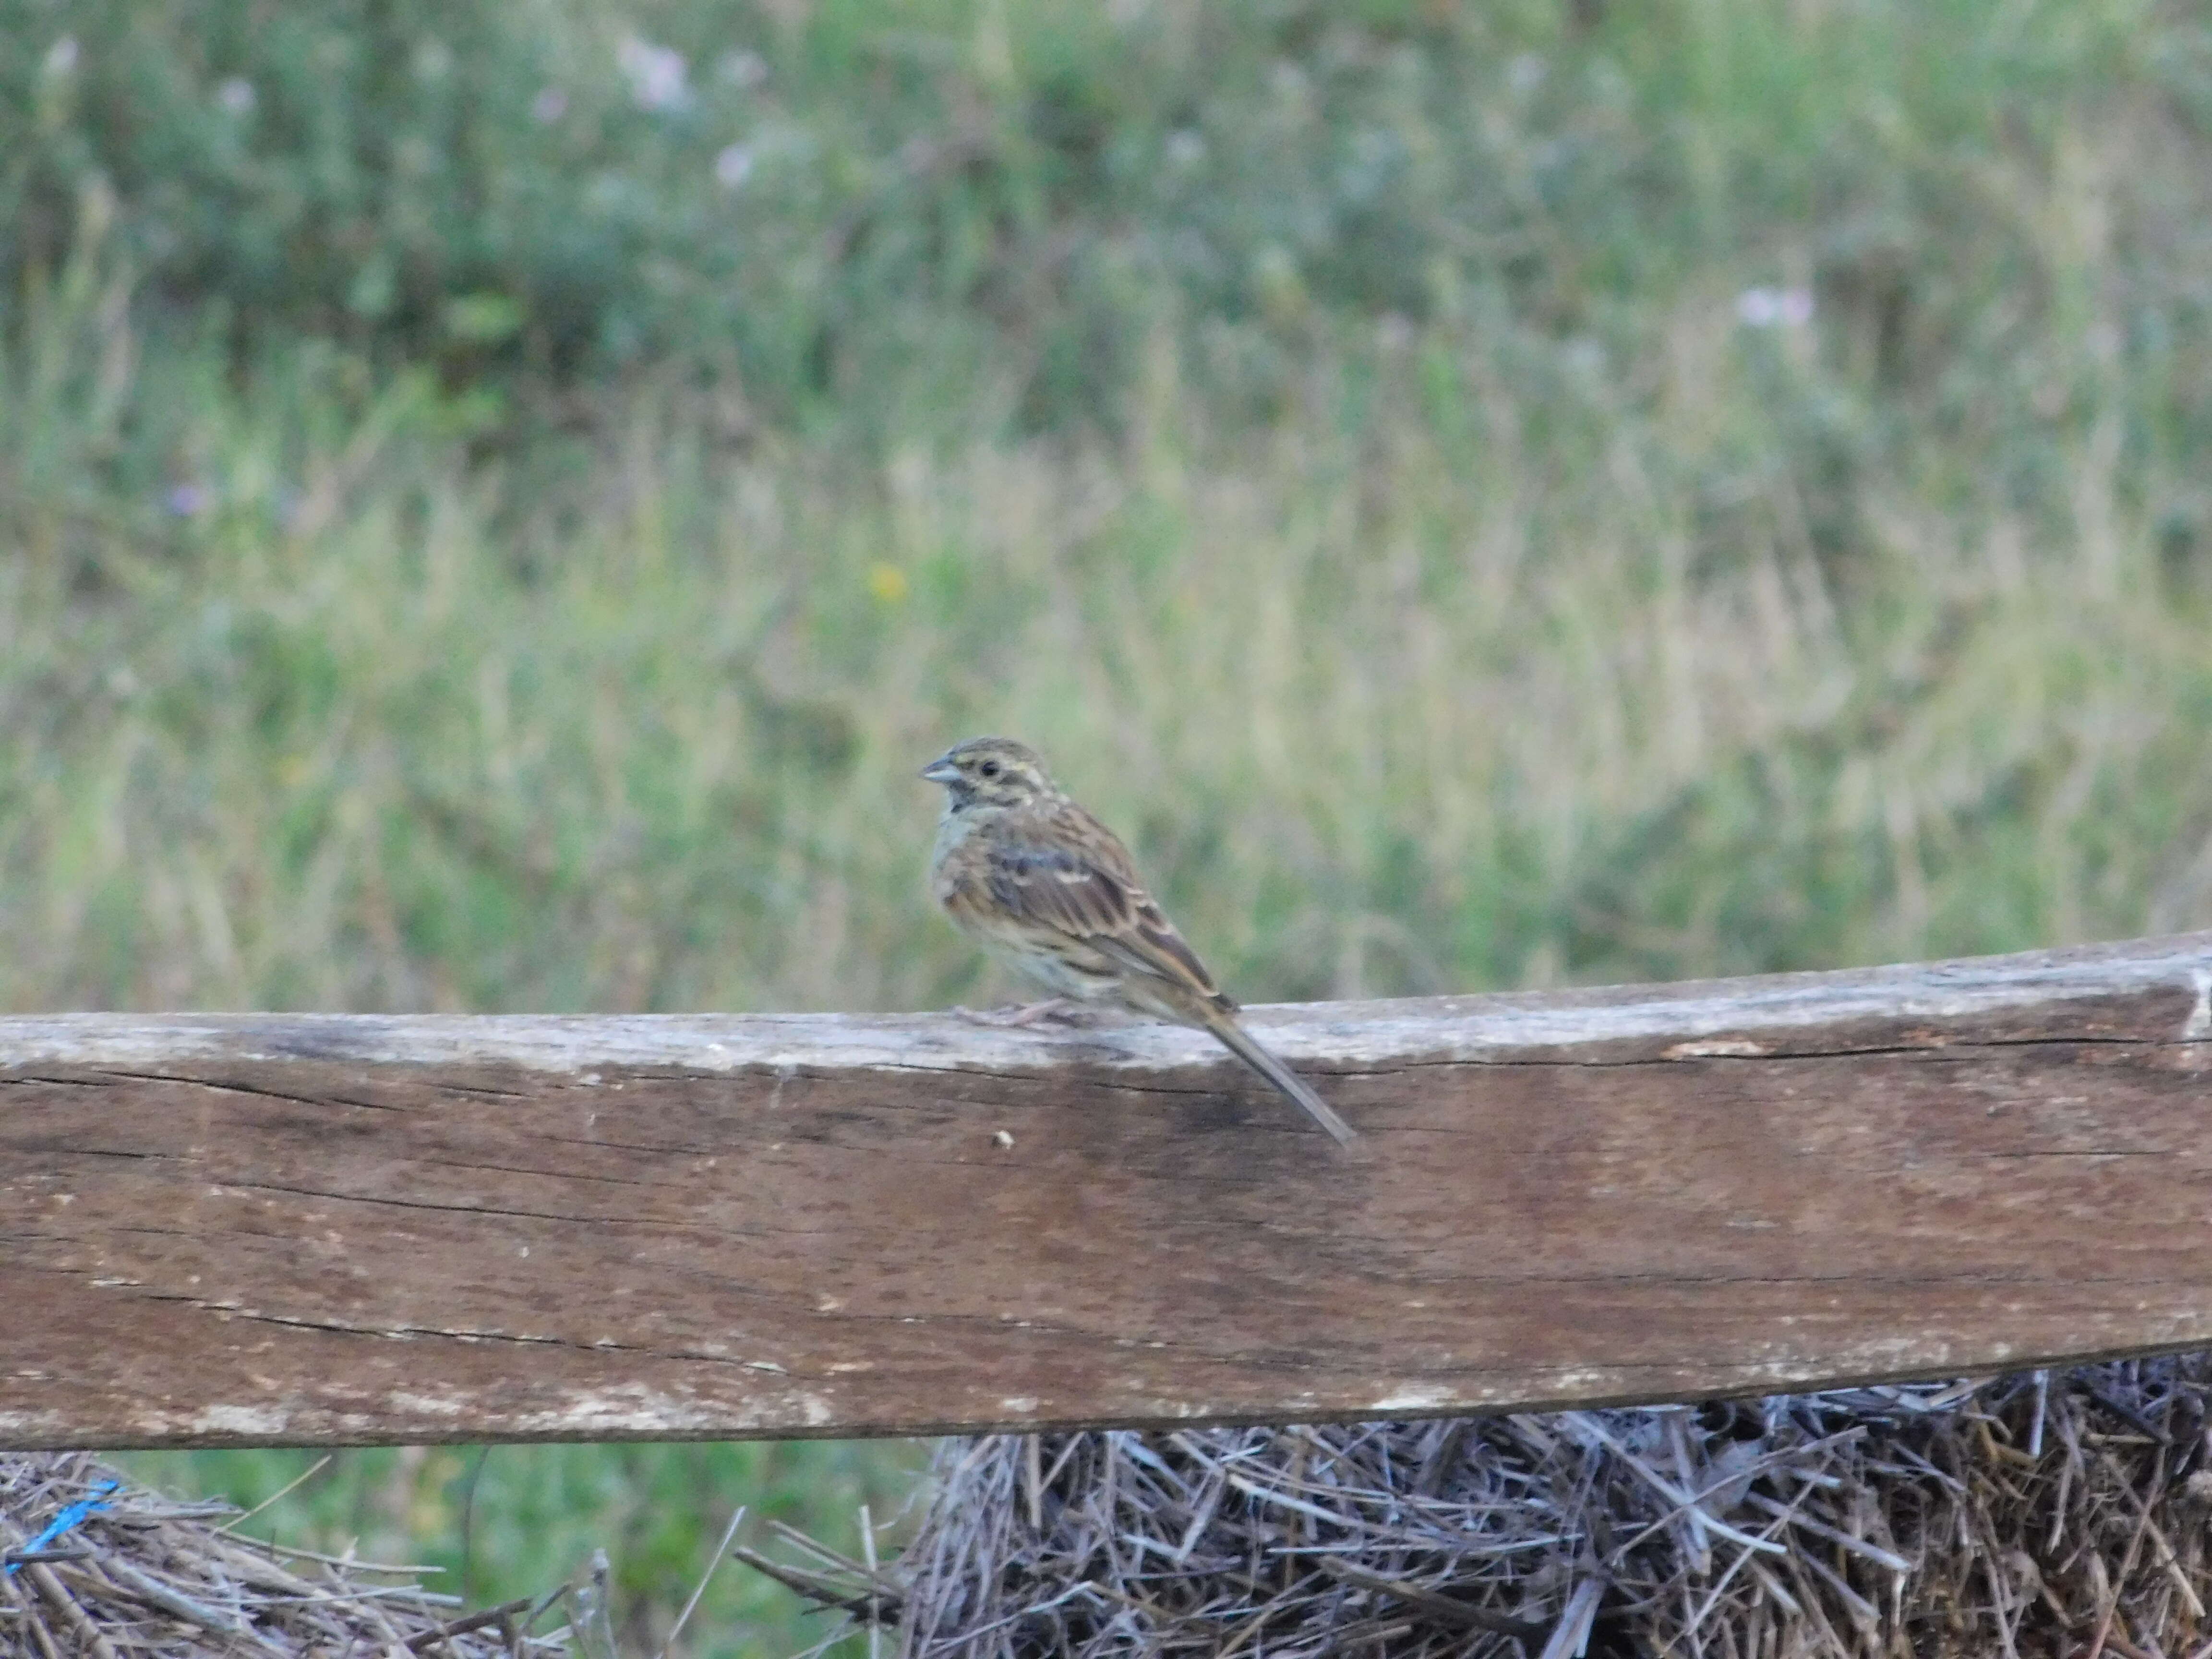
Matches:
[979,760,1001,778]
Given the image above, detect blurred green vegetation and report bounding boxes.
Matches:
[112,1441,927,1657]
[11,0,2212,1653]
[11,0,2210,449]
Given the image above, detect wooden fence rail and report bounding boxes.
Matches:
[4,933,2210,1450]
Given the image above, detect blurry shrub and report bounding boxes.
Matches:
[2,0,747,375]
[7,0,2203,450]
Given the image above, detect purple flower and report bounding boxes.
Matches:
[1737,286,1815,329]
[719,50,767,90]
[617,36,690,112]
[715,144,756,188]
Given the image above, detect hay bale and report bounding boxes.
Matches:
[756,1355,2212,1657]
[0,1451,573,1656]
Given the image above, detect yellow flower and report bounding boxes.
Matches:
[866,563,909,603]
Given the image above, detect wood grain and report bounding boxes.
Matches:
[3,933,2209,1449]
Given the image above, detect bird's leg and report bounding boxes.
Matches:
[954,998,1085,1027]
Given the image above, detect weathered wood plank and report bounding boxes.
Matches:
[2,933,2209,1449]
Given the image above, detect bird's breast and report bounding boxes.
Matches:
[928,809,996,919]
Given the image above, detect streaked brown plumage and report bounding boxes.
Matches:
[922,736,1356,1146]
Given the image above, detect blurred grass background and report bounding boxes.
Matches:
[6,0,2212,1651]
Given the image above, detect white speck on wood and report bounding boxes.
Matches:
[191,1404,289,1438]
[1367,1387,1455,1412]
[2184,969,2212,1040]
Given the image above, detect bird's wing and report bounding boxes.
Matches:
[978,803,1228,1006]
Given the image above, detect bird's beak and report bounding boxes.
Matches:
[919,755,962,784]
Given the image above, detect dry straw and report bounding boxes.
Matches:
[0,1451,569,1657]
[757,1355,2212,1658]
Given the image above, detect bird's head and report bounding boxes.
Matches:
[920,736,1057,810]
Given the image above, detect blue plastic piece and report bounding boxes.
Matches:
[5,1479,120,1575]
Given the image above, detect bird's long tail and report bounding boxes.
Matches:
[1200,1010,1358,1146]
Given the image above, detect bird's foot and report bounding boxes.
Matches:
[954,998,1086,1028]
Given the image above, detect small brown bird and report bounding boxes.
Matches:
[922,736,1356,1145]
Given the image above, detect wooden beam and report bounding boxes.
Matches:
[3,934,2209,1450]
